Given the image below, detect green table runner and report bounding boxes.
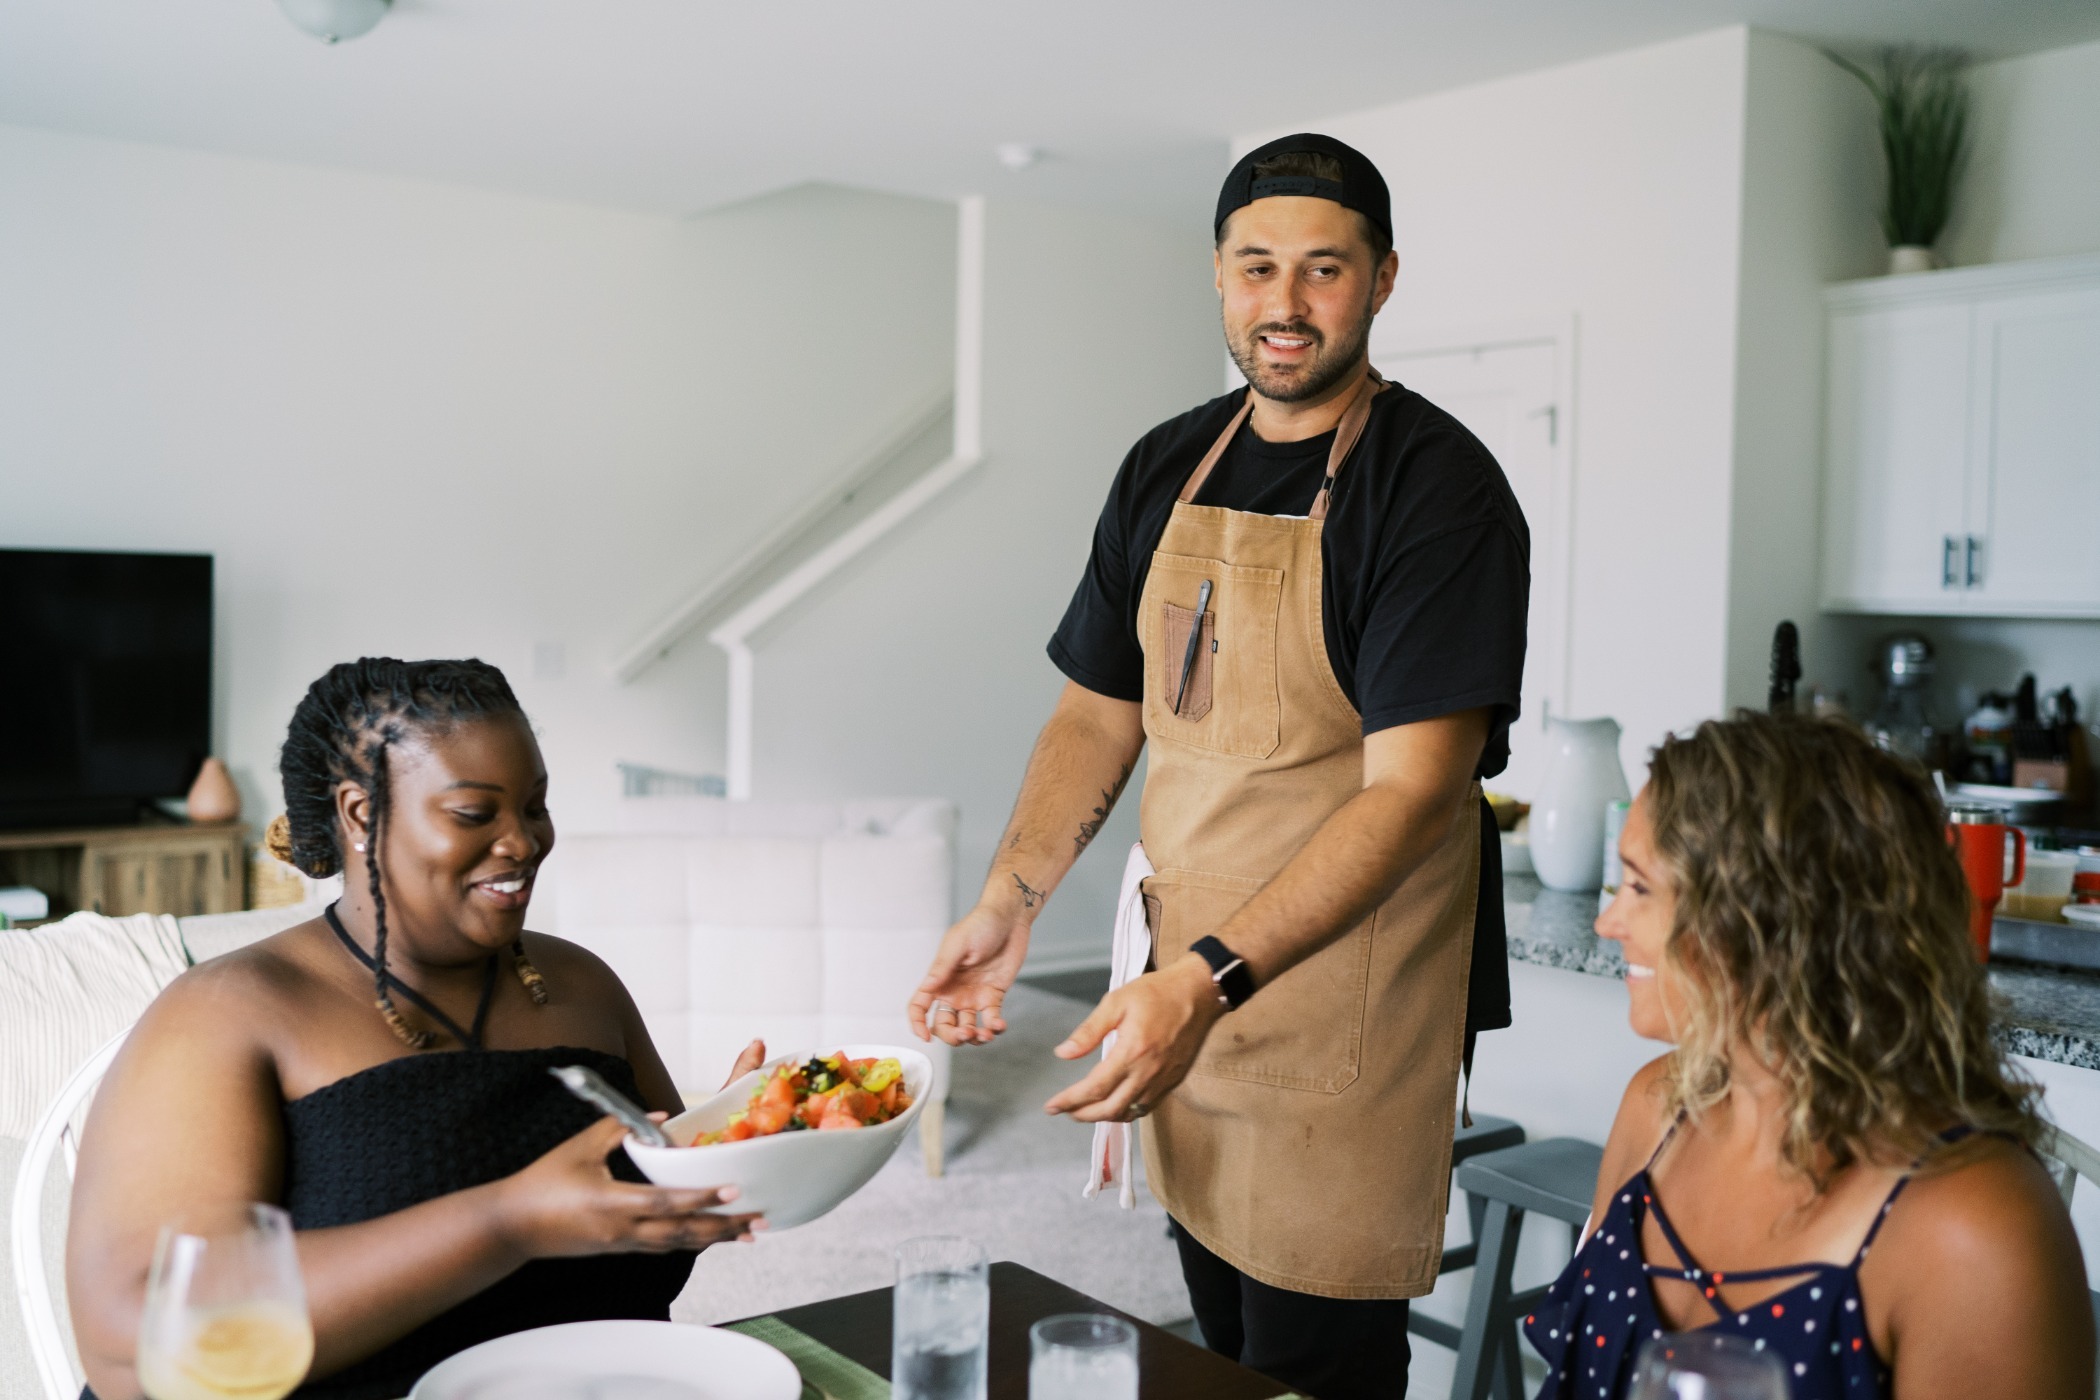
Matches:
[728,1315,892,1400]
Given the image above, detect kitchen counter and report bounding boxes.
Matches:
[1502,874,2100,1071]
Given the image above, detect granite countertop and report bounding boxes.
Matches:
[1501,874,2100,1072]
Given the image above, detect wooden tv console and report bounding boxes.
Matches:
[0,821,247,926]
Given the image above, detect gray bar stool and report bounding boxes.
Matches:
[1449,1137,1605,1400]
[1407,1113,1526,1355]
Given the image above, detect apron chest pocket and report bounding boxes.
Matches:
[1143,555,1284,760]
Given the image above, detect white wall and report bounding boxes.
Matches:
[0,124,963,832]
[0,123,1222,971]
[1240,28,1755,791]
[1720,32,1886,715]
[746,196,1221,969]
[1942,39,2100,270]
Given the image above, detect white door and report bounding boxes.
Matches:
[1818,302,1972,612]
[1372,336,1565,801]
[1967,286,2100,615]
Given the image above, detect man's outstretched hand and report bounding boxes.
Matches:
[1042,956,1223,1122]
[909,901,1032,1047]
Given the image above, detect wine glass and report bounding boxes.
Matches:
[137,1203,314,1400]
[1629,1332,1789,1400]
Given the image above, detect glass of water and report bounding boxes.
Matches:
[892,1236,988,1400]
[1029,1313,1137,1400]
[1629,1332,1788,1400]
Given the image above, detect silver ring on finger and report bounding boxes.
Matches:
[930,1001,957,1021]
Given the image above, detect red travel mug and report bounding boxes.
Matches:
[1947,801,2026,962]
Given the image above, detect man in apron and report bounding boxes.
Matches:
[909,133,1528,1400]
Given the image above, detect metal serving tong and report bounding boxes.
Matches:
[548,1064,673,1148]
[1174,579,1214,716]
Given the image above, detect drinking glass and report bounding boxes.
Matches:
[1029,1313,1137,1400]
[892,1236,988,1400]
[1628,1332,1788,1400]
[137,1203,313,1400]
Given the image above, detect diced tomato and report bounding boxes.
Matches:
[746,1102,793,1136]
[877,1082,903,1116]
[718,1119,757,1142]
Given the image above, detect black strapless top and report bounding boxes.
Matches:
[86,1046,696,1400]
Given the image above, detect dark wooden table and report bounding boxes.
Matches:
[747,1260,1291,1399]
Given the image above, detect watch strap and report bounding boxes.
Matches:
[1190,935,1255,1010]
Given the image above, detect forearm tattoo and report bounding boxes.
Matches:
[1074,763,1134,858]
[1012,873,1044,909]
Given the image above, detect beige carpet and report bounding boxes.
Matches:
[672,982,1196,1329]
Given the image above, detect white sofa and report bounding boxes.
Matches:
[535,797,956,1168]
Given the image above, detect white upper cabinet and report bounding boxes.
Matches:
[1820,254,2100,618]
[1967,284,2100,612]
[1820,301,1972,610]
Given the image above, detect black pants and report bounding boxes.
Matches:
[1171,1218,1412,1400]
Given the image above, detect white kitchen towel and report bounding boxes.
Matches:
[1083,841,1155,1208]
[0,910,189,1141]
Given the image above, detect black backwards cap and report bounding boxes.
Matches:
[1214,132,1392,244]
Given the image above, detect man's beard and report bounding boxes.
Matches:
[1224,301,1375,404]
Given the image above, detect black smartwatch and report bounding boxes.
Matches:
[1190,936,1256,1010]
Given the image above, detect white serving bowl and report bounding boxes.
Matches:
[411,1319,799,1400]
[625,1043,931,1230]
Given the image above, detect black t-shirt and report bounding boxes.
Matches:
[1048,381,1529,1045]
[1049,381,1530,773]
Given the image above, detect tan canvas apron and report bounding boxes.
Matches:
[1136,371,1482,1300]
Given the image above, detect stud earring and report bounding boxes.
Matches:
[353,842,367,853]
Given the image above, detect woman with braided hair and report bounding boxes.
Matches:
[67,658,768,1400]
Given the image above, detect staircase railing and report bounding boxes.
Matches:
[612,196,987,801]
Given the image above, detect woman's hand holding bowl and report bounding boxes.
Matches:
[488,1114,763,1260]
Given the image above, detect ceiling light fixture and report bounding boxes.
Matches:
[996,143,1044,172]
[277,0,391,44]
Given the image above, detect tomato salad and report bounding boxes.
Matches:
[695,1053,913,1144]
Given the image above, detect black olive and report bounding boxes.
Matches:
[802,1056,841,1092]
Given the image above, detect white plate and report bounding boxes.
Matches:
[624,1044,931,1230]
[410,1320,799,1400]
[2062,904,2100,931]
[1950,783,2067,807]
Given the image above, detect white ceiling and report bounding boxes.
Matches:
[2,0,2095,224]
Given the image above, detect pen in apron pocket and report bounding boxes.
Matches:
[1174,578,1213,716]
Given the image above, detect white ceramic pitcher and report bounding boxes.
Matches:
[1530,716,1632,892]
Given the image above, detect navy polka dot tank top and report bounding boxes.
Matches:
[1521,1122,1952,1399]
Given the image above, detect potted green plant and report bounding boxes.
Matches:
[1828,47,1970,273]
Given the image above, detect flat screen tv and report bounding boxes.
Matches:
[0,549,213,830]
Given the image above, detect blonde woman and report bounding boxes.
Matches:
[1525,713,2091,1399]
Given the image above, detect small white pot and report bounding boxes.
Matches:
[1888,245,1937,275]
